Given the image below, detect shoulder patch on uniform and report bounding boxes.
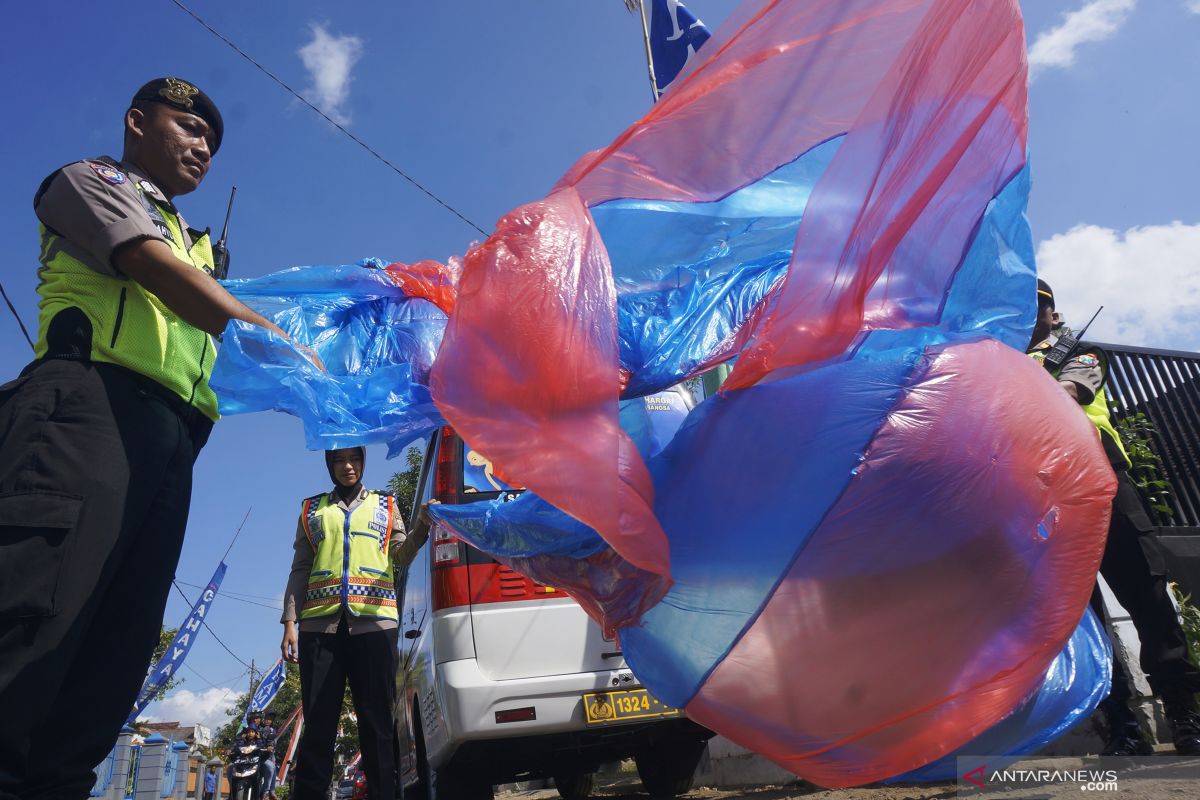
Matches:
[88,161,126,185]
[1076,354,1100,367]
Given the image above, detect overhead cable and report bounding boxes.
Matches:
[171,581,253,670]
[169,0,489,237]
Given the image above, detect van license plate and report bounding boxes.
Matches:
[583,688,681,725]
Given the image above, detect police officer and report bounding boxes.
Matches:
[0,77,298,799]
[280,447,427,800]
[1028,279,1200,756]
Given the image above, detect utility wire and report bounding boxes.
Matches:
[169,0,489,237]
[176,579,283,609]
[0,281,34,352]
[183,662,249,692]
[221,507,253,563]
[171,581,253,670]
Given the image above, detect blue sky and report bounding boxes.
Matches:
[1,0,1198,729]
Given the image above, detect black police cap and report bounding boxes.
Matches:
[129,77,224,154]
[1037,278,1055,310]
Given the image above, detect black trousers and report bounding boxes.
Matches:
[0,359,211,800]
[1091,472,1200,732]
[295,621,398,800]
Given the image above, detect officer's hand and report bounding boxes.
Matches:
[294,342,326,371]
[281,621,299,664]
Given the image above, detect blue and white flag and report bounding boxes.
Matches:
[647,0,711,95]
[243,658,287,724]
[129,562,228,722]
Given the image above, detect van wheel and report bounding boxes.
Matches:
[433,769,493,800]
[553,771,595,800]
[634,738,706,798]
[411,716,492,800]
[411,714,431,800]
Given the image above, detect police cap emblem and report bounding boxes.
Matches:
[159,77,199,109]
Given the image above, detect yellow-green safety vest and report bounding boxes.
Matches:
[299,491,399,622]
[35,169,220,421]
[1029,345,1131,470]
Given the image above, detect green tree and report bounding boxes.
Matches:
[387,444,425,523]
[1116,412,1176,517]
[145,626,184,702]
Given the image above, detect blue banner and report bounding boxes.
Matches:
[243,658,287,724]
[128,562,228,722]
[648,0,711,94]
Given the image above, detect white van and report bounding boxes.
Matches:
[395,420,711,800]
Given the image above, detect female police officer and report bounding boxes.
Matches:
[281,447,427,800]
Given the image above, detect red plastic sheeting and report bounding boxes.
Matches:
[430,189,670,575]
[685,342,1114,787]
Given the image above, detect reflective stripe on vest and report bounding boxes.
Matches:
[1029,348,1131,470]
[34,172,219,421]
[300,492,398,622]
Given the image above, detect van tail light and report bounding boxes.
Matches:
[431,524,469,611]
[433,427,459,503]
[427,425,566,610]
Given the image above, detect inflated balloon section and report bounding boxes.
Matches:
[212,0,1117,787]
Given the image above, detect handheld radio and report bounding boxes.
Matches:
[212,186,237,280]
[1043,305,1103,372]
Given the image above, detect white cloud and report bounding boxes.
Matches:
[1028,0,1136,78]
[143,686,240,731]
[1187,0,1200,14]
[1036,221,1200,351]
[298,23,364,125]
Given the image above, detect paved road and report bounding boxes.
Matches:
[498,774,952,800]
[494,754,1200,800]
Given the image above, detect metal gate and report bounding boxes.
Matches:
[1098,342,1200,527]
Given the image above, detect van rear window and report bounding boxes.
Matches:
[462,448,520,494]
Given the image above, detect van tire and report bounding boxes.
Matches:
[552,771,595,800]
[634,737,706,798]
[433,769,493,800]
[413,716,493,800]
[411,711,431,800]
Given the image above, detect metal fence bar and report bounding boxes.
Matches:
[1134,353,1200,523]
[1094,342,1200,527]
[1118,351,1199,524]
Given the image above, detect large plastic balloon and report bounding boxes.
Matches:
[211,0,1117,787]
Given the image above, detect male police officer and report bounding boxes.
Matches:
[0,78,294,799]
[1028,279,1200,756]
[280,447,427,800]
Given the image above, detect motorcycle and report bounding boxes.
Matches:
[229,742,264,800]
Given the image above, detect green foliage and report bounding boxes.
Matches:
[1116,413,1175,517]
[146,626,183,702]
[1170,583,1200,669]
[387,444,425,525]
[334,686,361,762]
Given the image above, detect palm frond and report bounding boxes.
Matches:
[623,0,641,13]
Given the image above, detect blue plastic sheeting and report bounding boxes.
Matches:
[893,608,1112,782]
[621,340,924,708]
[610,163,1036,710]
[594,138,842,397]
[211,259,447,453]
[429,491,608,560]
[429,389,695,565]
